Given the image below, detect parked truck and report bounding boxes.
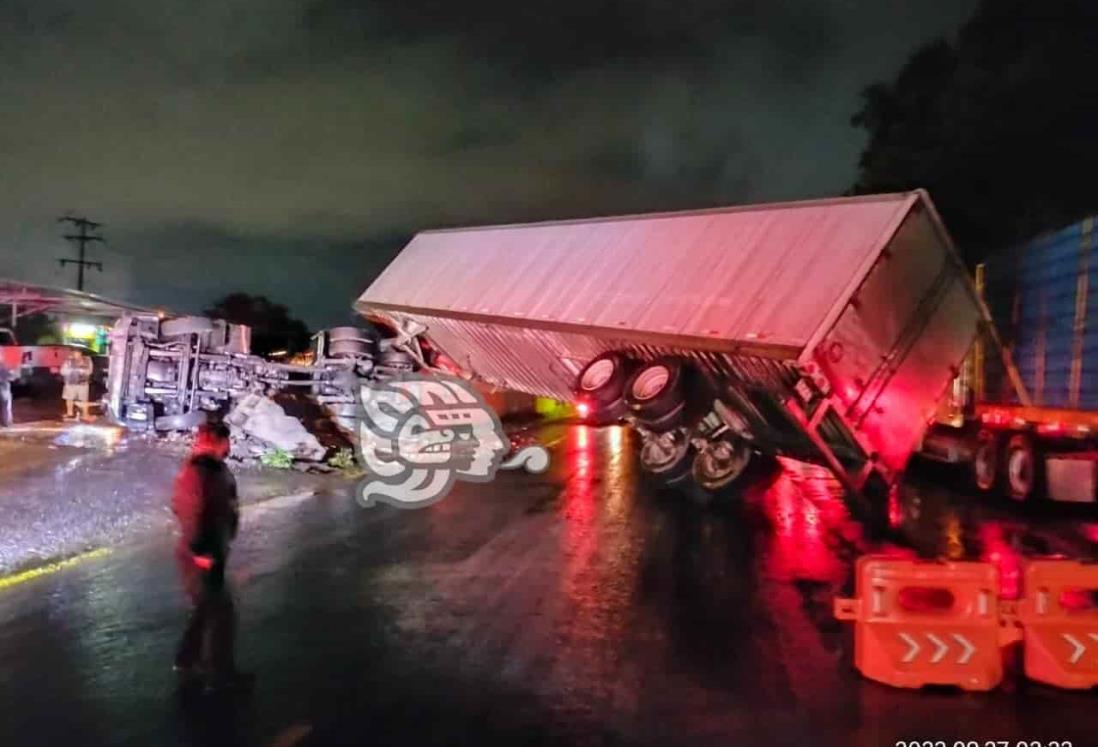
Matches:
[0,327,93,392]
[920,216,1098,503]
[355,190,988,520]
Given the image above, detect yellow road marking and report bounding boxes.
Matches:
[0,489,315,594]
[0,547,112,591]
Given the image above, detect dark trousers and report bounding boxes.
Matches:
[175,547,236,674]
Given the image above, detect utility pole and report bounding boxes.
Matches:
[58,216,105,291]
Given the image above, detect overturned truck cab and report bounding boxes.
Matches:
[106,313,428,432]
[356,190,989,519]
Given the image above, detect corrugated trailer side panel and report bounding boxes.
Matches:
[983,218,1097,411]
[811,201,984,476]
[361,194,918,353]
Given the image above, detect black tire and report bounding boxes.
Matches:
[692,437,753,492]
[626,358,686,429]
[638,428,694,485]
[1004,432,1043,503]
[635,400,687,432]
[160,316,215,338]
[972,429,1000,493]
[154,410,208,432]
[848,471,895,544]
[575,352,634,408]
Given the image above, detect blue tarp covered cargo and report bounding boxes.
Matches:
[983,218,1097,410]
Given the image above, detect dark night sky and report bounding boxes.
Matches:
[0,0,977,329]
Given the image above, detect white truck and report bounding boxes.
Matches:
[354,190,988,524]
[0,328,88,391]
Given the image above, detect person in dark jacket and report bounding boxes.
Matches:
[171,422,245,688]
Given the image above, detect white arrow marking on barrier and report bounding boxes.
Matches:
[1062,633,1086,665]
[953,633,976,665]
[899,632,921,663]
[927,633,949,664]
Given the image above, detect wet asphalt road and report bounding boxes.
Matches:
[1,422,1097,747]
[0,422,330,575]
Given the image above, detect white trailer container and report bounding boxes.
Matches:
[357,190,987,517]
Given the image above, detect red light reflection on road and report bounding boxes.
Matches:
[551,425,643,709]
[563,425,595,525]
[762,465,845,582]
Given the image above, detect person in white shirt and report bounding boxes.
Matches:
[60,350,93,420]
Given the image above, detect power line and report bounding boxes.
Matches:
[58,216,105,291]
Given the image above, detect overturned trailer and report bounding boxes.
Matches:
[356,190,988,513]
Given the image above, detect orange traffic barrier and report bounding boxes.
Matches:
[835,556,1019,691]
[1015,559,1098,689]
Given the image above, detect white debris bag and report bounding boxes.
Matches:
[226,394,326,461]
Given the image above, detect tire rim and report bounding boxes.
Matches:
[973,442,996,491]
[1007,446,1033,500]
[640,430,686,473]
[580,358,616,392]
[632,365,670,401]
[695,439,750,488]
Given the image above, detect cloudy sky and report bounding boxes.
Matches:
[0,0,977,328]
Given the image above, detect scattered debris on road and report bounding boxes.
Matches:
[226,393,327,463]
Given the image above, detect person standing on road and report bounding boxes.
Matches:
[171,422,248,690]
[60,349,92,420]
[0,359,12,427]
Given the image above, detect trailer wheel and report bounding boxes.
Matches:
[692,437,752,491]
[576,353,633,403]
[1004,433,1042,503]
[972,429,1000,493]
[639,428,694,484]
[575,352,634,423]
[626,358,686,429]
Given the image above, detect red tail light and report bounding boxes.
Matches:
[575,400,591,419]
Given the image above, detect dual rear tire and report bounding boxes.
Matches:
[575,354,686,428]
[638,427,694,484]
[972,430,1042,503]
[692,436,752,492]
[624,359,687,430]
[574,352,634,424]
[576,353,753,500]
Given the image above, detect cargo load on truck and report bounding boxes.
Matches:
[357,190,987,518]
[922,216,1098,503]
